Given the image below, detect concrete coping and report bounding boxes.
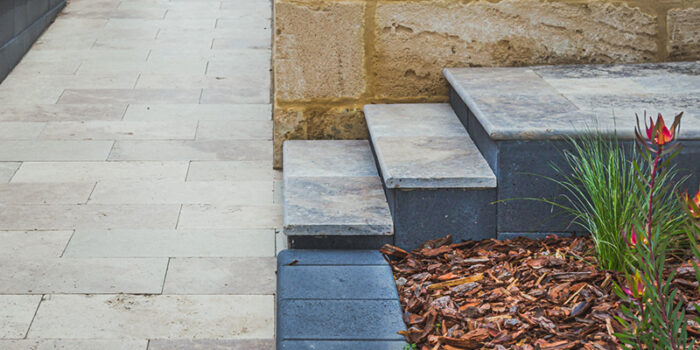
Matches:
[444,62,700,141]
[363,103,497,189]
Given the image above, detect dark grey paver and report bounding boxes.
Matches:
[278,265,398,300]
[277,249,386,266]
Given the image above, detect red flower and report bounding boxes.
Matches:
[636,112,682,148]
[623,271,645,299]
[684,185,700,219]
[654,114,674,145]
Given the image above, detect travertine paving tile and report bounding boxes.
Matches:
[77,60,207,76]
[0,295,41,339]
[0,204,180,230]
[1,74,140,91]
[186,161,278,181]
[0,141,113,161]
[0,231,73,257]
[104,19,216,31]
[163,257,276,294]
[135,74,263,89]
[178,204,282,229]
[123,104,271,121]
[0,105,127,122]
[40,121,198,140]
[0,87,64,104]
[0,339,147,350]
[0,183,94,204]
[58,89,201,104]
[90,180,272,204]
[108,140,271,161]
[10,60,82,75]
[28,295,274,338]
[21,48,149,62]
[93,38,213,50]
[12,161,189,182]
[199,88,270,104]
[196,120,271,140]
[0,163,20,182]
[0,258,167,294]
[64,229,276,257]
[147,339,273,350]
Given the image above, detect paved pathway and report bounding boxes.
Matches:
[0,0,280,348]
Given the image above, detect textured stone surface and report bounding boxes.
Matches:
[148,339,274,350]
[277,249,386,266]
[0,295,41,339]
[668,7,700,60]
[277,265,397,299]
[89,180,273,204]
[284,140,377,177]
[163,257,276,294]
[0,339,147,350]
[274,1,366,100]
[0,163,20,182]
[108,140,272,161]
[0,205,180,230]
[12,161,189,182]
[374,0,658,98]
[279,341,408,350]
[0,231,73,258]
[365,104,496,188]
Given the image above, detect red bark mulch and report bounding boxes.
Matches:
[381,235,700,350]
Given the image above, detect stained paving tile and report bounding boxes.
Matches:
[123,104,271,121]
[12,161,189,183]
[64,229,276,257]
[0,258,167,294]
[163,257,276,294]
[283,140,378,177]
[0,105,127,122]
[186,161,278,181]
[178,204,282,229]
[28,295,274,339]
[147,339,273,350]
[0,231,74,258]
[196,120,272,140]
[0,339,147,350]
[0,295,42,339]
[40,121,198,140]
[89,180,273,204]
[0,183,94,204]
[108,140,271,161]
[58,89,202,104]
[0,123,46,140]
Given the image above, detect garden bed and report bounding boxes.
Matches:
[381,235,700,349]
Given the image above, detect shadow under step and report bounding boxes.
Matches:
[282,140,394,249]
[364,103,497,249]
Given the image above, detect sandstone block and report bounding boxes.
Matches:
[668,7,700,60]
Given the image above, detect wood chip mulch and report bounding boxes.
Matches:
[380,235,700,350]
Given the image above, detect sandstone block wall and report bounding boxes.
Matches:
[273,0,700,167]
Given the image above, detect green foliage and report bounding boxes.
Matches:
[403,343,417,350]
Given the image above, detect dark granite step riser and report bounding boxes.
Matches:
[287,235,393,249]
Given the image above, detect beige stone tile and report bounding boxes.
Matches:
[40,121,197,140]
[97,27,159,40]
[275,229,287,255]
[61,7,167,19]
[135,74,259,89]
[123,104,271,121]
[147,48,269,61]
[0,163,20,182]
[0,105,127,122]
[1,74,140,90]
[28,295,274,338]
[0,141,113,161]
[64,229,276,257]
[58,89,201,104]
[21,49,149,63]
[108,140,271,161]
[0,183,94,204]
[104,18,216,31]
[12,161,188,182]
[196,120,271,140]
[90,180,272,204]
[0,339,148,350]
[0,231,73,258]
[0,204,180,230]
[200,88,269,104]
[147,339,273,350]
[186,161,277,181]
[0,122,45,140]
[211,37,270,50]
[93,38,212,50]
[0,295,41,339]
[77,60,207,76]
[0,87,64,104]
[10,60,82,75]
[0,258,167,294]
[178,204,282,229]
[163,257,275,294]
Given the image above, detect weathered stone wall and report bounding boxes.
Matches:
[273,0,700,167]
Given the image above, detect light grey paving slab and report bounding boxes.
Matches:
[40,121,198,140]
[0,87,65,104]
[123,104,271,121]
[77,60,207,76]
[0,123,46,140]
[444,63,700,140]
[147,339,274,350]
[89,181,272,204]
[1,74,140,91]
[0,339,147,350]
[283,140,378,177]
[186,161,278,181]
[0,205,180,230]
[12,161,189,183]
[0,258,167,294]
[283,177,393,236]
[64,229,276,257]
[0,295,41,339]
[134,74,251,89]
[0,141,113,161]
[10,60,82,76]
[0,163,20,182]
[178,204,282,229]
[0,231,73,258]
[104,19,216,31]
[0,183,94,204]
[196,121,272,140]
[364,103,467,138]
[0,105,127,122]
[28,295,274,339]
[205,59,270,77]
[372,137,497,189]
[108,140,271,161]
[163,257,276,294]
[58,89,202,104]
[199,88,270,104]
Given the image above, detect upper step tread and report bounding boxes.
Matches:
[364,103,496,189]
[283,140,392,236]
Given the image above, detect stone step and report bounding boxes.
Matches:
[282,140,393,249]
[276,250,406,350]
[363,103,497,249]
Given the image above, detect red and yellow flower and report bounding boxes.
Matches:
[684,185,700,219]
